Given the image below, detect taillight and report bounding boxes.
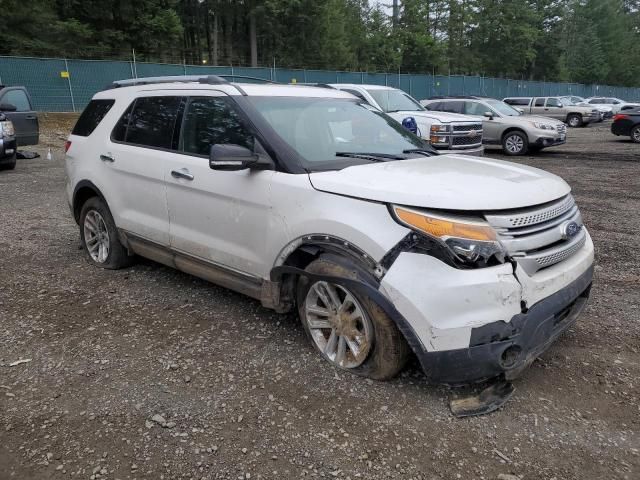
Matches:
[613,114,629,122]
[64,140,72,152]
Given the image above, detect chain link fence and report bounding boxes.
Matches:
[1,55,639,112]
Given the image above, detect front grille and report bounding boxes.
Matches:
[452,134,483,146]
[453,123,482,132]
[485,195,586,275]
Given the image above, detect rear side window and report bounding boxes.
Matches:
[180,97,254,156]
[425,102,442,111]
[72,99,115,136]
[341,88,368,103]
[504,98,531,106]
[440,101,463,114]
[116,96,182,149]
[534,98,545,107]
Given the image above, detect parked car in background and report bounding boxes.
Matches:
[503,96,599,127]
[560,96,613,120]
[0,85,39,146]
[0,112,17,170]
[611,108,640,143]
[585,97,640,115]
[65,75,594,387]
[328,84,484,155]
[422,96,566,155]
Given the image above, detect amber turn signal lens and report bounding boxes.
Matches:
[394,207,497,242]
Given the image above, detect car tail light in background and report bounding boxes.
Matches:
[613,114,629,122]
[64,140,72,152]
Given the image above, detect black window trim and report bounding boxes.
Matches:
[72,99,116,137]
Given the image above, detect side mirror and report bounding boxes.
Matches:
[209,143,273,171]
[483,111,494,119]
[0,103,17,112]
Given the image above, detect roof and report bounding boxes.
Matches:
[425,95,494,101]
[94,78,355,100]
[329,83,398,91]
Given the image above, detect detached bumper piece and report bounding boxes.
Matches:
[419,265,593,386]
[449,379,515,418]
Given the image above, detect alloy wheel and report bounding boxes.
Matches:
[303,281,373,369]
[83,210,110,263]
[505,134,524,154]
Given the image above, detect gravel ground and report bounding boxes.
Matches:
[1,115,638,480]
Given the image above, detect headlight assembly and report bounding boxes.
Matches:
[391,205,507,267]
[0,120,15,137]
[532,122,555,130]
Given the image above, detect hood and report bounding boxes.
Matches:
[308,155,570,211]
[388,110,482,124]
[512,114,564,125]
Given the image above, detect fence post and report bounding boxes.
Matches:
[64,58,76,113]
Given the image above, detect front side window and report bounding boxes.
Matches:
[180,97,254,156]
[546,98,562,107]
[464,101,488,116]
[123,96,182,149]
[367,89,424,112]
[248,96,429,171]
[2,90,31,111]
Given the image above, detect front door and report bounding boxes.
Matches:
[0,88,39,146]
[165,94,274,278]
[544,97,564,120]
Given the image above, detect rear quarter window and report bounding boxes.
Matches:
[72,99,115,137]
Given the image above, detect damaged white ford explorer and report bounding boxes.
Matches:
[65,76,594,386]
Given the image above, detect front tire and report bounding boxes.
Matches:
[631,125,640,143]
[79,197,133,269]
[567,114,582,128]
[0,155,16,170]
[297,255,410,380]
[502,131,528,155]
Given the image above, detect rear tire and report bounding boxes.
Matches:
[502,131,529,156]
[79,197,133,270]
[297,254,410,380]
[631,125,640,143]
[567,114,582,128]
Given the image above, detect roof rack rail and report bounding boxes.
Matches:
[290,82,336,89]
[106,75,255,96]
[216,75,277,84]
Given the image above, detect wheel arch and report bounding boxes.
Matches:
[72,180,108,223]
[501,127,527,141]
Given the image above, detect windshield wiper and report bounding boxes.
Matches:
[403,148,437,157]
[335,152,406,162]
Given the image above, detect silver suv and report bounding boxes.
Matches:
[422,96,567,156]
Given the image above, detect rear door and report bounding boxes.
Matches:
[165,93,274,277]
[530,97,547,116]
[103,94,183,246]
[0,88,39,146]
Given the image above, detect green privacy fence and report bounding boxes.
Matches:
[1,55,640,112]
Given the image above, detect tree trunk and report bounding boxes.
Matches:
[213,14,219,65]
[249,8,258,67]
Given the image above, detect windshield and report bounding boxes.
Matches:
[560,97,576,106]
[367,89,425,112]
[484,99,521,116]
[248,96,431,171]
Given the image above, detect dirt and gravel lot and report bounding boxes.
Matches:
[1,114,638,480]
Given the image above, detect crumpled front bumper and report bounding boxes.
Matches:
[380,232,595,385]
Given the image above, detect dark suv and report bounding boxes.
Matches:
[611,109,640,143]
[0,86,39,146]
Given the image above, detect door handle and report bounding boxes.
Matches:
[171,168,194,181]
[100,154,115,163]
[26,115,36,120]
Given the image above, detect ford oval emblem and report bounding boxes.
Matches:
[561,221,581,240]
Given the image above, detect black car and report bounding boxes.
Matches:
[0,112,17,170]
[0,86,39,146]
[611,109,640,143]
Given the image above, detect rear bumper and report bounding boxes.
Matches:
[611,122,631,136]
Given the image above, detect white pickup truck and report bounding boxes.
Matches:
[329,84,484,155]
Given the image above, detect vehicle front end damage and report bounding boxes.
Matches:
[379,194,595,387]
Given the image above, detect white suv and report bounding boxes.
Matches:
[328,84,484,155]
[65,76,594,386]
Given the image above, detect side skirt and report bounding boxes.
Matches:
[120,231,280,307]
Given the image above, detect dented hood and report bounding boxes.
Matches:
[308,155,571,211]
